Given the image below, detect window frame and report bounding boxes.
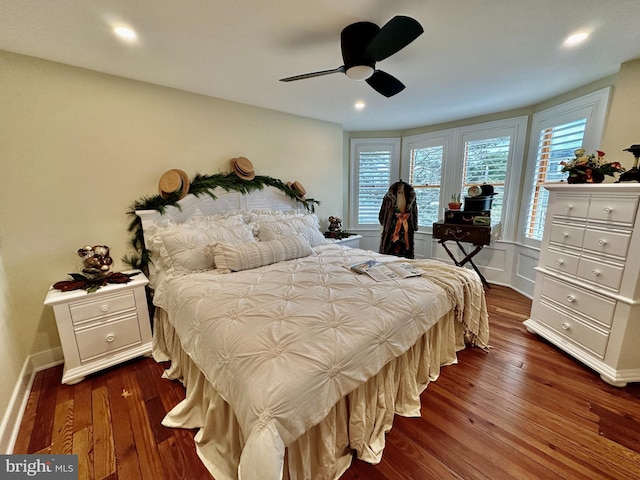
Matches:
[518,88,611,248]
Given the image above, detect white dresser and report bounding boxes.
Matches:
[524,184,640,387]
[44,270,153,384]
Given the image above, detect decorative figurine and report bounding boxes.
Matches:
[77,245,113,278]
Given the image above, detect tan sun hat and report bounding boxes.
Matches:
[291,180,306,200]
[158,169,190,199]
[231,156,256,180]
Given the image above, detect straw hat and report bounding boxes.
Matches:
[158,169,190,199]
[291,180,306,200]
[230,156,256,180]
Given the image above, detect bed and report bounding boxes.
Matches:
[136,185,489,480]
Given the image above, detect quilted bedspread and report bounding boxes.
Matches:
[154,244,488,479]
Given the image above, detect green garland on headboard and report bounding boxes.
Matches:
[123,172,320,274]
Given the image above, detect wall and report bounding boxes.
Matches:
[0,50,344,438]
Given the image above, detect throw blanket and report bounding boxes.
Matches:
[154,245,488,480]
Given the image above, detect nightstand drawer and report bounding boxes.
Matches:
[75,315,142,362]
[70,290,137,324]
[540,276,615,328]
[537,302,609,358]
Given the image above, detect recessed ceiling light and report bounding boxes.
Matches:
[355,101,366,110]
[563,31,590,47]
[113,26,137,40]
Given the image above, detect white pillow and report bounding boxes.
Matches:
[257,214,327,247]
[150,222,256,274]
[211,235,312,273]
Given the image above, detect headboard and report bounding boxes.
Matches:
[135,185,305,281]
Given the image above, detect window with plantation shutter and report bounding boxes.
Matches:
[409,144,444,226]
[350,139,400,228]
[525,119,587,240]
[519,88,610,246]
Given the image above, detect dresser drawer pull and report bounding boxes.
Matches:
[561,232,569,239]
[106,334,116,343]
[603,207,613,214]
[556,259,564,265]
[101,304,110,313]
[564,204,573,211]
[598,239,607,246]
[561,322,570,331]
[566,295,575,303]
[591,270,600,277]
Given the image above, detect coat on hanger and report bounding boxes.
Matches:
[378,181,418,258]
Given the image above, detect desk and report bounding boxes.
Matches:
[432,221,501,288]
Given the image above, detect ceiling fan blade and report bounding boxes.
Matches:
[365,16,424,62]
[366,70,405,97]
[340,21,379,67]
[279,66,345,82]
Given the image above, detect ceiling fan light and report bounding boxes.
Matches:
[346,65,374,81]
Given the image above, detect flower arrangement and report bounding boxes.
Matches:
[560,149,624,183]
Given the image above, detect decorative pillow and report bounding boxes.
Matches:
[246,209,305,223]
[150,222,256,274]
[211,235,313,273]
[257,214,327,247]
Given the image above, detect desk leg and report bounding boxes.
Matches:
[454,241,490,288]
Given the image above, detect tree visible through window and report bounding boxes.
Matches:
[409,145,443,226]
[462,137,510,219]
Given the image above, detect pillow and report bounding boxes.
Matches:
[150,222,256,274]
[211,235,312,272]
[246,208,305,223]
[257,214,327,247]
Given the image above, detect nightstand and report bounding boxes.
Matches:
[331,235,362,248]
[44,270,153,384]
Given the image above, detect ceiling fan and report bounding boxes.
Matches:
[279,15,424,97]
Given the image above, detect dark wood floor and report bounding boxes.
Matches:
[14,285,640,479]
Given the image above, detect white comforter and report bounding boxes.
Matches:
[154,244,488,479]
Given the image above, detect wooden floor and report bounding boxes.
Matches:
[14,285,640,479]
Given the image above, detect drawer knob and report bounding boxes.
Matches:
[561,232,569,239]
[101,304,110,313]
[603,207,613,214]
[561,322,570,331]
[566,295,575,303]
[556,259,564,265]
[598,239,607,246]
[565,204,573,211]
[591,270,600,277]
[106,334,115,343]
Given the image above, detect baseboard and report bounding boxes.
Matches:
[0,348,63,454]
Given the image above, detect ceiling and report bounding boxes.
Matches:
[2,0,639,131]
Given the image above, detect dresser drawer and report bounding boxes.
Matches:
[582,228,632,259]
[541,247,580,276]
[540,276,616,328]
[588,196,639,225]
[75,315,142,362]
[577,257,624,292]
[69,291,137,324]
[548,195,589,220]
[537,302,609,358]
[549,223,585,249]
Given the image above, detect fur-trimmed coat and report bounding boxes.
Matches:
[378,181,418,258]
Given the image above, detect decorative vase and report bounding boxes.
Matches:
[567,175,586,184]
[447,202,462,210]
[567,171,605,184]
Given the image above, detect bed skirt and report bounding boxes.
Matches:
[153,307,466,480]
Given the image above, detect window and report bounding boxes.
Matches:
[525,119,587,240]
[409,143,445,226]
[520,88,610,244]
[462,136,511,221]
[402,118,527,239]
[349,138,400,228]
